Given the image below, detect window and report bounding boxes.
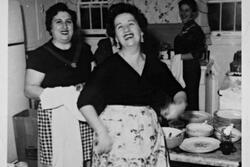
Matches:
[208,0,241,33]
[77,0,127,35]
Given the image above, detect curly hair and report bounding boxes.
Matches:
[45,3,77,35]
[178,0,198,13]
[106,3,148,39]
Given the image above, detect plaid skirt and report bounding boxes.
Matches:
[92,105,169,167]
[37,104,93,165]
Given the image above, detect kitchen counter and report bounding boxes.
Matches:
[169,140,241,167]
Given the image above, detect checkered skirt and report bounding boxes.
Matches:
[37,104,93,165]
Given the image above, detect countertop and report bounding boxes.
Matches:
[169,140,241,167]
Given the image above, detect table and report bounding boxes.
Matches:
[169,141,241,167]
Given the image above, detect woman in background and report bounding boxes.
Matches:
[24,3,93,167]
[174,0,206,110]
[77,3,187,167]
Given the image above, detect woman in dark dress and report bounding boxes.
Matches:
[77,3,187,167]
[24,3,93,167]
[174,0,206,110]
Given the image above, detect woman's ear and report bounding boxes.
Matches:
[115,37,121,49]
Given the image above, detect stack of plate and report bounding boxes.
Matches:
[213,109,241,130]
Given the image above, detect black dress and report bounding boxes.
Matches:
[174,20,206,110]
[93,38,113,66]
[77,53,184,114]
[26,40,93,165]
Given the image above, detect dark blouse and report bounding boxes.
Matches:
[94,38,113,66]
[77,53,184,115]
[26,40,93,88]
[174,20,205,60]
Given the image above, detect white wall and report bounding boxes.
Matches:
[208,34,241,87]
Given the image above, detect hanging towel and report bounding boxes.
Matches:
[40,86,86,167]
[171,54,186,88]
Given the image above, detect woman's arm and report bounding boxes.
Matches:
[24,69,45,100]
[79,105,113,154]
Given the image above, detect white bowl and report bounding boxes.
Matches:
[186,123,214,137]
[162,127,184,149]
[214,126,241,143]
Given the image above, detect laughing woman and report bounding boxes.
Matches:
[77,3,187,167]
[24,3,93,167]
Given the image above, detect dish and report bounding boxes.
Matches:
[162,127,185,149]
[214,127,241,143]
[186,123,214,137]
[216,109,241,120]
[180,110,212,123]
[179,137,221,153]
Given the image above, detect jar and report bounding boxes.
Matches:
[220,135,236,155]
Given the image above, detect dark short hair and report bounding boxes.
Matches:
[106,3,148,38]
[45,3,77,35]
[178,0,198,13]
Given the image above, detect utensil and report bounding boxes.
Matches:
[175,129,186,138]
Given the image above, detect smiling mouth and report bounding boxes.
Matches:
[61,31,69,35]
[123,33,134,40]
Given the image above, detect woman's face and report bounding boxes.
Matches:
[51,11,73,44]
[114,13,142,48]
[179,4,195,24]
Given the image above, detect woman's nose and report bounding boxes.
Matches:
[123,25,130,32]
[62,22,68,29]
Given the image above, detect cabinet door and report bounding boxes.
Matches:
[17,0,57,50]
[18,0,39,50]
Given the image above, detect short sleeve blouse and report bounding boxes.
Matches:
[174,20,205,60]
[77,53,184,115]
[26,40,93,88]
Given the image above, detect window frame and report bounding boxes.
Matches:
[77,0,127,36]
[208,0,241,36]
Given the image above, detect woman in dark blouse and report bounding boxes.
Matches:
[24,3,93,167]
[77,3,186,167]
[174,0,206,110]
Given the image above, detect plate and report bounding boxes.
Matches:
[214,127,241,143]
[180,111,212,123]
[179,137,221,153]
[216,109,241,119]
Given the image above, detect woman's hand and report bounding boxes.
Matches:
[95,128,113,155]
[161,101,187,120]
[79,105,113,154]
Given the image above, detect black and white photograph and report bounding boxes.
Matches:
[1,0,249,167]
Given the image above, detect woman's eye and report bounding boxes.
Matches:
[66,20,73,24]
[55,20,62,24]
[117,25,122,30]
